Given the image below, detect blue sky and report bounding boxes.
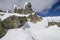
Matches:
[38,1,60,17]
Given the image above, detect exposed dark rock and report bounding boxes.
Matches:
[2,15,21,29]
[2,15,27,29]
[0,14,4,16]
[16,8,23,14]
[0,10,3,12]
[48,22,60,27]
[27,12,43,23]
[14,7,17,13]
[14,2,33,14]
[18,16,27,26]
[0,20,6,38]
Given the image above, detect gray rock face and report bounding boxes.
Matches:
[27,12,43,23]
[14,2,33,14]
[0,20,6,38]
[48,22,60,27]
[18,16,27,26]
[0,16,27,38]
[2,15,27,29]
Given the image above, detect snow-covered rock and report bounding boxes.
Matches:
[14,4,17,9]
[0,12,30,21]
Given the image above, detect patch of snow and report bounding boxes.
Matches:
[31,11,36,15]
[14,4,17,9]
[24,2,29,9]
[24,2,29,6]
[0,12,30,21]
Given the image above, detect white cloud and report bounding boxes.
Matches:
[55,6,60,10]
[0,0,22,10]
[0,0,58,12]
[29,0,58,12]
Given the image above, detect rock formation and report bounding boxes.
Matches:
[48,22,60,27]
[0,2,43,38]
[18,16,27,26]
[2,15,27,29]
[14,2,42,23]
[0,19,6,38]
[14,2,33,14]
[0,15,27,38]
[27,12,42,23]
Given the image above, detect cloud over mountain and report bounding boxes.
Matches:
[0,0,58,12]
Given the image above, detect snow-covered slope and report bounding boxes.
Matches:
[23,16,60,30]
[23,19,48,30]
[0,28,33,40]
[27,25,60,40]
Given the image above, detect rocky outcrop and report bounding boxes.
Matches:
[18,16,27,26]
[14,2,43,23]
[27,12,43,23]
[0,15,27,38]
[2,15,27,29]
[48,22,60,27]
[0,20,6,38]
[14,2,33,14]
